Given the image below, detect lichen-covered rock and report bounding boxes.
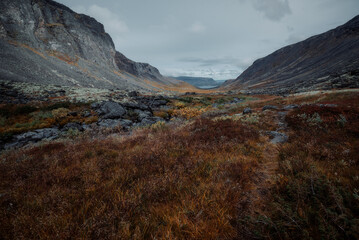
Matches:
[97,101,127,119]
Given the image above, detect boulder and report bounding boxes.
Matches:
[283,104,299,110]
[97,101,127,119]
[4,128,60,149]
[267,131,288,144]
[140,117,163,126]
[134,109,152,121]
[262,105,279,111]
[128,91,138,97]
[62,122,84,132]
[122,102,152,112]
[97,119,121,128]
[243,107,252,114]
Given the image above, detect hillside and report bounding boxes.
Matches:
[0,0,192,92]
[224,15,359,94]
[173,76,220,88]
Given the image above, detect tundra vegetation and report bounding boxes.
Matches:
[1,91,359,239]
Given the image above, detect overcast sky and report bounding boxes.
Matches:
[56,0,359,80]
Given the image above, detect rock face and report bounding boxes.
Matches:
[172,76,220,88]
[224,15,359,94]
[0,0,184,91]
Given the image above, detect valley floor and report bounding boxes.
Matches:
[1,88,359,239]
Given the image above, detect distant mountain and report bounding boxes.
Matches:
[224,15,359,94]
[0,0,189,92]
[173,76,220,88]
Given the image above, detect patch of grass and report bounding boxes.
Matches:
[0,118,261,239]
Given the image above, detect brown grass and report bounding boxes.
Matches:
[0,119,262,239]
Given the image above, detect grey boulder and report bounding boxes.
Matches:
[243,107,252,114]
[97,101,127,119]
[5,128,60,149]
[267,131,288,144]
[262,105,279,111]
[283,104,299,110]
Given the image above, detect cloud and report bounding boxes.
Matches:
[178,57,252,70]
[73,4,128,38]
[189,21,206,33]
[252,0,292,21]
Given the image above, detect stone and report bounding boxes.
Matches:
[62,122,83,132]
[97,101,127,119]
[243,107,252,114]
[4,128,60,149]
[122,102,152,112]
[140,117,163,126]
[82,111,91,118]
[97,119,121,128]
[262,105,279,111]
[128,91,138,97]
[134,109,152,121]
[267,131,288,144]
[283,104,299,110]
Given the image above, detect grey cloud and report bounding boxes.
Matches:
[56,0,359,80]
[252,0,292,21]
[178,57,252,69]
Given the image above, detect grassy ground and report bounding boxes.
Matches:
[1,90,359,239]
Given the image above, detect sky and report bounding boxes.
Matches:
[56,0,359,80]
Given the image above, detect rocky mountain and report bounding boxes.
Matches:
[224,15,359,94]
[0,0,190,92]
[173,76,220,88]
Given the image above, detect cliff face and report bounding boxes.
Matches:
[0,0,182,91]
[225,15,359,94]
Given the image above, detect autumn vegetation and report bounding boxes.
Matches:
[1,90,359,239]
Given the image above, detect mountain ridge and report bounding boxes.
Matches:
[223,15,359,94]
[0,0,191,92]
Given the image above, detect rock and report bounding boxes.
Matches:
[97,119,133,129]
[62,122,83,132]
[151,100,168,107]
[283,104,299,110]
[262,105,279,111]
[97,119,121,128]
[5,128,60,149]
[119,119,133,128]
[82,111,91,118]
[232,97,244,104]
[97,101,127,119]
[122,102,152,112]
[243,107,252,114]
[128,91,138,97]
[134,109,152,121]
[140,117,163,126]
[91,102,102,109]
[316,104,338,107]
[267,131,288,144]
[185,92,196,95]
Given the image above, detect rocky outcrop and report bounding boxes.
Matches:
[225,15,359,94]
[0,0,185,91]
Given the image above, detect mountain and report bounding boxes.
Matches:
[224,15,359,94]
[0,0,191,92]
[172,76,220,88]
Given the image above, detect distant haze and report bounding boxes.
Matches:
[56,0,359,80]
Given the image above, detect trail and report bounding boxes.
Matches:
[242,109,290,215]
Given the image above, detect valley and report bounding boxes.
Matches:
[0,0,358,239]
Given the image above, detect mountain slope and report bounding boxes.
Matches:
[0,0,190,92]
[224,15,359,94]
